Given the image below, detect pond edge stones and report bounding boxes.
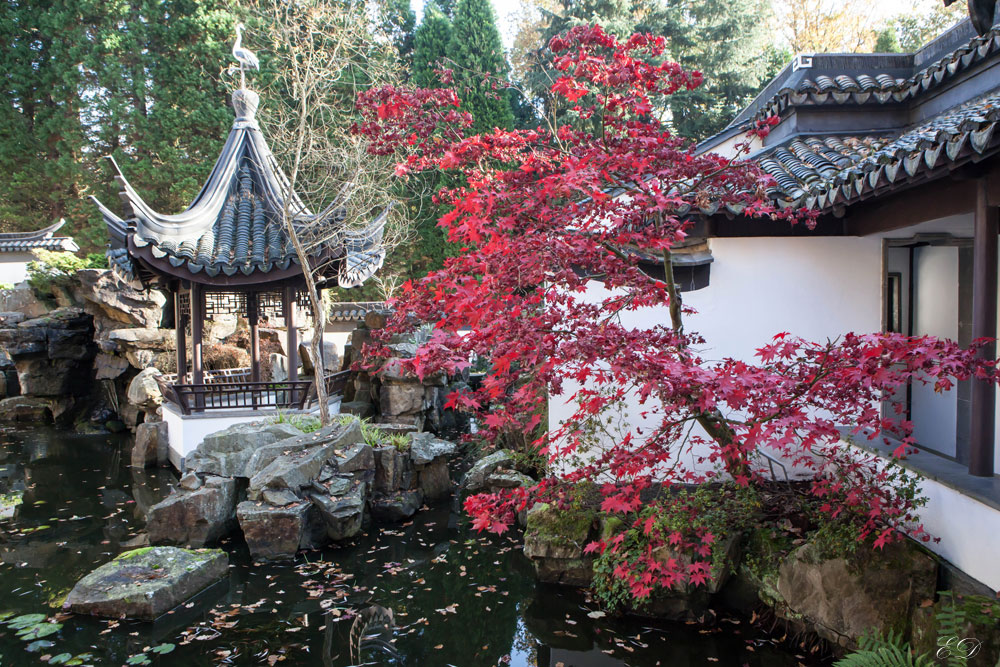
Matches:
[63,546,228,621]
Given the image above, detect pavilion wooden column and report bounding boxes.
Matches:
[283,284,299,386]
[174,288,187,384]
[191,283,205,411]
[970,178,998,477]
[248,291,261,384]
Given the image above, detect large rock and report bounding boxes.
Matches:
[132,421,168,468]
[127,368,164,413]
[243,419,365,478]
[775,538,937,647]
[330,440,375,474]
[0,396,52,422]
[185,422,304,477]
[379,382,424,418]
[309,479,367,541]
[418,458,452,501]
[146,476,238,547]
[237,500,311,560]
[523,503,596,587]
[0,308,96,399]
[247,443,336,500]
[373,446,405,493]
[63,546,228,621]
[409,432,457,465]
[0,285,47,318]
[72,269,166,330]
[370,490,423,523]
[462,450,514,492]
[108,328,175,371]
[299,336,341,374]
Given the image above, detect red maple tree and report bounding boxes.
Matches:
[354,26,997,601]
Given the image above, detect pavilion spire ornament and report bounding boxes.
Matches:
[232,23,260,89]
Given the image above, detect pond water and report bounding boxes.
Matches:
[0,426,823,666]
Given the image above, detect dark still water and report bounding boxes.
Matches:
[0,426,817,666]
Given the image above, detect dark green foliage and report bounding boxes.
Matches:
[655,0,785,141]
[834,630,934,667]
[413,1,453,88]
[0,0,239,252]
[521,0,780,141]
[446,0,514,133]
[380,0,417,71]
[875,28,903,53]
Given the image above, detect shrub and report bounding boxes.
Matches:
[269,412,322,433]
[26,250,106,298]
[203,343,251,371]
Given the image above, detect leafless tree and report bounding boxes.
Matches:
[245,0,411,423]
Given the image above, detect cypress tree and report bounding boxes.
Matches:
[446,0,514,133]
[412,0,453,88]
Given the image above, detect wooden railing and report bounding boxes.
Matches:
[157,370,352,416]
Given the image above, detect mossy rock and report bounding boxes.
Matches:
[523,503,598,586]
[63,546,228,621]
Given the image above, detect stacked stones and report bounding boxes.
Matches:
[144,417,458,560]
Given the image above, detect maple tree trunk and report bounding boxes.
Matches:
[663,247,749,479]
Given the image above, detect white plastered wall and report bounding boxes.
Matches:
[0,254,34,285]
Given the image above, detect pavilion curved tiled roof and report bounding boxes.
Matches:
[93,88,387,289]
[0,220,79,254]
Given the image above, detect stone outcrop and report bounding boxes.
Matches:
[0,307,96,400]
[0,396,68,423]
[126,367,164,415]
[243,419,364,478]
[72,269,166,331]
[63,546,228,620]
[185,422,304,477]
[146,476,238,547]
[410,432,457,501]
[523,503,597,587]
[309,479,367,541]
[371,489,423,523]
[248,443,337,500]
[237,500,311,560]
[131,421,169,468]
[462,450,514,492]
[108,328,175,372]
[774,539,937,647]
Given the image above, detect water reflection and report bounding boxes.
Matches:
[0,426,823,666]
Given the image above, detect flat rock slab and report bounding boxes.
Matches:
[63,546,228,621]
[237,501,310,561]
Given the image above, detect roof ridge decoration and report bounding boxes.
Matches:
[92,84,388,289]
[744,27,1000,127]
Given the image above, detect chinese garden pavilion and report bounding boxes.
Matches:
[91,87,388,414]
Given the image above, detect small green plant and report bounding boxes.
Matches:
[350,416,410,450]
[834,630,934,667]
[269,412,321,433]
[26,249,106,298]
[0,282,13,290]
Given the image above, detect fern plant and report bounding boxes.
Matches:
[834,630,934,667]
[935,592,969,667]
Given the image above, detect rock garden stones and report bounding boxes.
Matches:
[309,479,367,541]
[462,449,514,492]
[247,443,337,500]
[371,490,423,523]
[185,421,304,477]
[131,421,168,468]
[63,546,228,621]
[237,500,311,560]
[523,503,597,587]
[243,419,364,478]
[146,476,237,547]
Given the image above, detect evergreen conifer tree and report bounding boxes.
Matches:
[446,0,514,133]
[413,0,453,88]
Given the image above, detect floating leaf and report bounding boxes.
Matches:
[25,639,55,652]
[151,643,175,655]
[6,613,47,629]
[126,655,151,666]
[49,654,74,665]
[17,622,61,640]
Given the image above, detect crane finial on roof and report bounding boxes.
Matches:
[232,22,260,89]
